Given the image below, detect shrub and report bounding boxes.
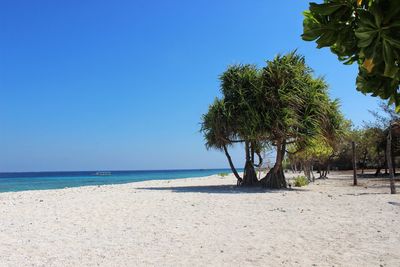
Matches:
[218,172,229,177]
[293,176,309,187]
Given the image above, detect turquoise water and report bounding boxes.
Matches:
[0,169,234,193]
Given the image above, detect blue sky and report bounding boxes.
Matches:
[0,0,380,172]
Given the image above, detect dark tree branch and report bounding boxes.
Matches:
[253,152,263,168]
[229,139,245,143]
[223,144,243,183]
[220,137,245,144]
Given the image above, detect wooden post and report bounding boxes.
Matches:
[386,124,397,194]
[352,141,357,186]
[311,165,315,183]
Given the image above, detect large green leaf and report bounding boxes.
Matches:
[384,35,400,49]
[357,9,377,28]
[355,26,377,47]
[382,40,397,78]
[317,30,338,48]
[303,0,400,108]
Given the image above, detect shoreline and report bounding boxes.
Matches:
[0,169,237,194]
[0,174,226,195]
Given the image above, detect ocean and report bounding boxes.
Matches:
[0,169,233,193]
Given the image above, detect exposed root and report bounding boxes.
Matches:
[260,168,287,189]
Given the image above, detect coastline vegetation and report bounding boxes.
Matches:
[201,1,399,193]
[201,51,345,189]
[300,0,397,194]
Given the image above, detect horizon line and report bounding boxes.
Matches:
[0,167,239,174]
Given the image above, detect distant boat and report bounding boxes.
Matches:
[94,172,112,176]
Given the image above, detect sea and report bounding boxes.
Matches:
[0,169,234,193]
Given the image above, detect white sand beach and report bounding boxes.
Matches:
[0,173,399,266]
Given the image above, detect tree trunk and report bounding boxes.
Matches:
[375,166,381,177]
[318,165,322,178]
[361,151,368,175]
[223,145,243,185]
[250,142,255,164]
[303,161,312,181]
[387,127,396,194]
[352,141,357,186]
[255,152,264,180]
[242,141,258,186]
[243,160,258,186]
[311,165,315,182]
[384,147,388,174]
[392,152,396,176]
[261,140,287,189]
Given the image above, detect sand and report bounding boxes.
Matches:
[0,172,399,266]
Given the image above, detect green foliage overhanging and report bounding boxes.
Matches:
[302,0,400,110]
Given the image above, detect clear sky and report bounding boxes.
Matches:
[0,0,381,172]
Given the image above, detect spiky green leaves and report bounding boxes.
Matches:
[201,52,342,157]
[201,99,233,151]
[302,0,400,109]
[219,65,263,141]
[261,52,318,145]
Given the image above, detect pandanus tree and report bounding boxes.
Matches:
[201,99,242,183]
[201,52,342,188]
[201,65,265,186]
[259,53,340,188]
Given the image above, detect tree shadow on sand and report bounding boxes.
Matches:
[136,184,307,194]
[342,192,391,196]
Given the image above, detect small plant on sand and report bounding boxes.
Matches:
[218,172,229,177]
[293,176,309,187]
